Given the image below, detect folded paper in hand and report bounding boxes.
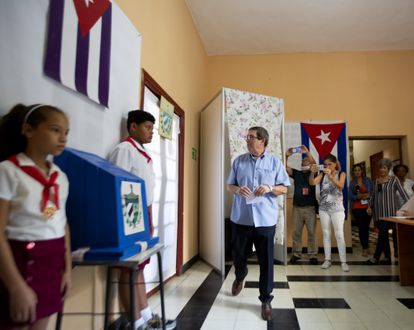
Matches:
[245,194,265,204]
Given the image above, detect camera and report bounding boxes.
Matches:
[354,184,360,194]
[317,165,325,171]
[291,147,302,153]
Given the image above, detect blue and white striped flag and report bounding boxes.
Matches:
[44,0,141,108]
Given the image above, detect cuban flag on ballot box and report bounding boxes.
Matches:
[301,122,349,215]
[44,0,141,108]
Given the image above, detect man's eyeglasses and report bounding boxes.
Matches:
[245,135,260,141]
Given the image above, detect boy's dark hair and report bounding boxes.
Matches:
[249,126,269,147]
[0,103,64,161]
[126,110,155,132]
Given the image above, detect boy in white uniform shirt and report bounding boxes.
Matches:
[108,110,176,330]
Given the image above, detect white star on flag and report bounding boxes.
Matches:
[316,130,331,145]
[84,0,94,7]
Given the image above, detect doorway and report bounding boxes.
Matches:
[349,136,403,251]
[349,137,403,179]
[140,70,185,287]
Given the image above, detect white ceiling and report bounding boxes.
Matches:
[185,0,414,55]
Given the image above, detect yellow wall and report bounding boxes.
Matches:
[55,3,414,328]
[116,0,210,262]
[206,51,414,169]
[112,4,414,264]
[52,2,208,328]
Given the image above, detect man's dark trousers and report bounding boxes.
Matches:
[231,222,276,303]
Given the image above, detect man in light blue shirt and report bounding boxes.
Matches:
[227,126,290,321]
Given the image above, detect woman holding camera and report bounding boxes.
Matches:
[310,154,348,272]
[349,164,373,257]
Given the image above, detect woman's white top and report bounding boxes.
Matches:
[396,178,414,208]
[319,172,345,213]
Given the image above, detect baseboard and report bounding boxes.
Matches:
[181,254,200,273]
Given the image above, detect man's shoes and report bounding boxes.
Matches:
[261,302,272,321]
[309,257,318,265]
[231,279,244,296]
[290,255,301,264]
[146,314,176,330]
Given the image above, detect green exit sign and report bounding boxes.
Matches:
[192,148,197,160]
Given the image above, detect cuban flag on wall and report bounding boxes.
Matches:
[301,122,349,215]
[44,0,141,108]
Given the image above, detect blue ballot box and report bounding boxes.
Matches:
[55,148,159,260]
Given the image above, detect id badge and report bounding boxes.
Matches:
[302,187,309,195]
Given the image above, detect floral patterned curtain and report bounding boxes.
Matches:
[225,87,286,245]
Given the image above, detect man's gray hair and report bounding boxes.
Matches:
[378,158,393,170]
[249,126,269,147]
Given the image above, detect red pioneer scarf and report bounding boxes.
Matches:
[8,155,60,211]
[124,137,152,163]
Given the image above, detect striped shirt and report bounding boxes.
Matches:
[369,176,409,221]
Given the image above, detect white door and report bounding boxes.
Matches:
[199,93,225,275]
[142,87,179,288]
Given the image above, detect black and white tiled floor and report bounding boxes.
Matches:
[147,227,414,329]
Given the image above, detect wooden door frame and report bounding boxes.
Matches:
[370,151,384,180]
[140,69,185,275]
[349,135,404,179]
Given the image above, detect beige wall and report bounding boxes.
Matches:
[206,51,414,169]
[111,3,414,268]
[206,51,414,252]
[117,0,210,262]
[54,2,209,328]
[57,3,414,328]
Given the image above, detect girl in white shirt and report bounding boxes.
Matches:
[0,104,71,330]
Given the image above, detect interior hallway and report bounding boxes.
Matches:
[147,231,414,330]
